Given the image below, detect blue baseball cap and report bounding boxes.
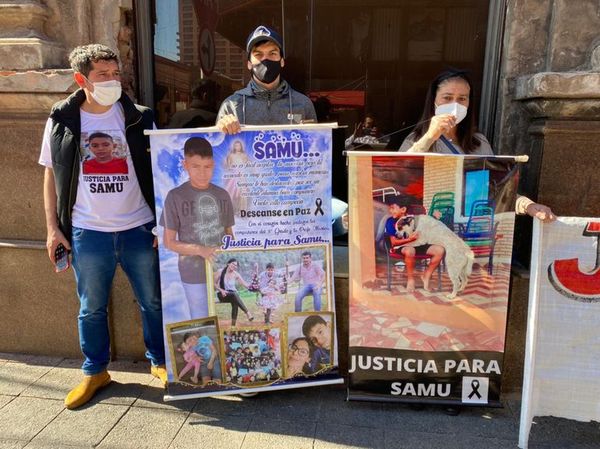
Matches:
[246,25,284,58]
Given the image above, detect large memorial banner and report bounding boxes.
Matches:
[346,152,519,405]
[519,217,600,448]
[146,124,342,400]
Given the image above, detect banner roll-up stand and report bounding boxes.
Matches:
[519,217,600,448]
[346,151,522,406]
[146,124,343,400]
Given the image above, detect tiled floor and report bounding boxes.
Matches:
[1,353,599,448]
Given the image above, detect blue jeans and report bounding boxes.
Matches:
[71,222,165,375]
[294,283,322,312]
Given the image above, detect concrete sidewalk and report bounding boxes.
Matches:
[1,354,598,449]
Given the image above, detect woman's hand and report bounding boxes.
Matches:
[526,202,556,223]
[425,114,457,141]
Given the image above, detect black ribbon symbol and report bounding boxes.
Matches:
[314,198,324,216]
[467,380,482,399]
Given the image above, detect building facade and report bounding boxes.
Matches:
[0,0,598,392]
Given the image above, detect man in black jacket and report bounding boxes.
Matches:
[39,44,166,409]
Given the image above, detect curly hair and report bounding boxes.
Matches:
[68,44,119,76]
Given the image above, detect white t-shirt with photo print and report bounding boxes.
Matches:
[39,103,154,232]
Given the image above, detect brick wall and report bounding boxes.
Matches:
[423,157,461,213]
[422,157,515,266]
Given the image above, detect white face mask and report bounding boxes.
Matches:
[435,102,468,125]
[86,78,122,106]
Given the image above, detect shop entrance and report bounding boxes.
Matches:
[139,0,501,203]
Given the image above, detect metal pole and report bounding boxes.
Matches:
[134,0,155,108]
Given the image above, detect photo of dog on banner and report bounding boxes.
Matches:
[384,196,473,300]
[349,156,519,353]
[372,158,514,302]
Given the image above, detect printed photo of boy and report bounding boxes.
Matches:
[302,314,332,371]
[82,132,128,174]
[161,137,235,319]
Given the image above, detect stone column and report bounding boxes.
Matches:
[0,0,64,70]
[509,70,600,269]
[0,0,146,359]
[517,71,600,211]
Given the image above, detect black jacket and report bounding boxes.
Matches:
[48,89,155,242]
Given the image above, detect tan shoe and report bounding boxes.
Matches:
[64,371,111,410]
[151,365,168,386]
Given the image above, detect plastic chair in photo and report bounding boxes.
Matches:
[429,192,455,211]
[429,191,455,230]
[459,199,499,275]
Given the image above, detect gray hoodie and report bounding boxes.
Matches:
[217,79,316,125]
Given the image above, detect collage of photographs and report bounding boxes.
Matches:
[165,244,336,390]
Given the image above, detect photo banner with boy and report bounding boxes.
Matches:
[346,152,520,406]
[519,217,600,448]
[146,124,343,400]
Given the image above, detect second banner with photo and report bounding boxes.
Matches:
[346,152,519,406]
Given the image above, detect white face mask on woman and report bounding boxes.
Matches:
[86,78,122,106]
[435,102,468,125]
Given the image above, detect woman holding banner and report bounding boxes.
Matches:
[398,69,556,415]
[400,68,555,222]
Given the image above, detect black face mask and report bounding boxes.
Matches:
[251,59,282,84]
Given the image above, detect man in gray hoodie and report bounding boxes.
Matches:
[217,25,316,133]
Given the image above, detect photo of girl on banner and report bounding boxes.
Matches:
[347,153,519,404]
[166,317,223,386]
[208,246,332,329]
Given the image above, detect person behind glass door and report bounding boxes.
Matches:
[345,112,382,148]
[167,79,218,129]
[216,25,317,133]
[400,68,555,222]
